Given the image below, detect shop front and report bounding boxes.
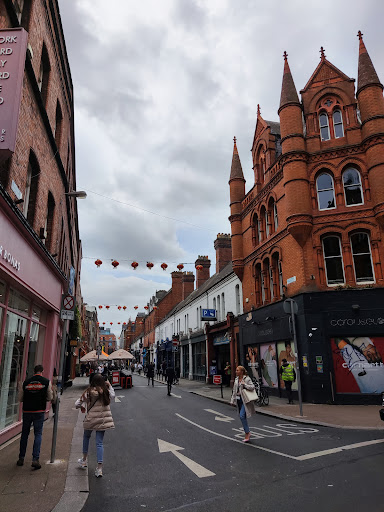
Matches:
[0,200,65,444]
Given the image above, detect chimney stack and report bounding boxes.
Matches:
[214,233,232,274]
[171,271,183,303]
[182,272,195,300]
[195,255,211,289]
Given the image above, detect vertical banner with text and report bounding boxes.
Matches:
[0,28,28,161]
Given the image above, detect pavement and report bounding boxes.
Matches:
[0,373,383,512]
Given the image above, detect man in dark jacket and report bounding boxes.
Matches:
[147,362,155,386]
[17,365,53,469]
[166,366,175,396]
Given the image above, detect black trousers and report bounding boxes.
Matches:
[167,380,172,395]
[147,376,154,386]
[285,381,293,402]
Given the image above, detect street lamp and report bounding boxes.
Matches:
[65,190,87,199]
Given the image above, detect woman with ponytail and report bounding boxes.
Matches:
[75,373,115,477]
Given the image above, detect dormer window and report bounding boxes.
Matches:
[319,113,330,141]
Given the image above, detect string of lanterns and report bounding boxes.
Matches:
[93,259,205,271]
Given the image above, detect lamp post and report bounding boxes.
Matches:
[50,190,86,463]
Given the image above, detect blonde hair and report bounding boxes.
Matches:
[236,365,247,376]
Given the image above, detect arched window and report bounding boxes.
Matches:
[252,214,260,246]
[319,113,330,141]
[55,100,63,150]
[255,263,262,307]
[265,209,270,237]
[25,152,40,227]
[316,173,335,210]
[333,110,344,138]
[38,44,50,106]
[343,168,363,206]
[260,206,267,240]
[217,295,221,321]
[278,261,284,297]
[213,297,216,316]
[273,202,278,231]
[269,261,274,301]
[350,233,374,283]
[322,236,345,285]
[43,192,55,250]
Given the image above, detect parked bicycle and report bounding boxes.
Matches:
[251,377,269,406]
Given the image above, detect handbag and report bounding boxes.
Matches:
[242,387,258,403]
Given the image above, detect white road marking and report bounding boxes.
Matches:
[158,439,215,478]
[170,393,181,398]
[115,397,121,402]
[176,413,297,459]
[176,414,384,462]
[296,438,384,461]
[204,409,235,422]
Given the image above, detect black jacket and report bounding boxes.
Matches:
[21,374,52,412]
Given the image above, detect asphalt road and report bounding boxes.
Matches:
[81,379,384,512]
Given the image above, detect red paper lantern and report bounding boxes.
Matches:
[123,306,127,310]
[110,322,113,325]
[123,322,127,325]
[144,306,149,310]
[95,259,102,268]
[111,260,119,269]
[118,306,121,310]
[161,263,168,271]
[153,306,158,310]
[146,262,154,270]
[97,322,99,325]
[106,305,110,310]
[195,264,203,271]
[98,305,103,309]
[102,322,105,325]
[118,322,121,325]
[134,306,138,310]
[177,264,184,270]
[131,261,139,270]
[139,321,144,324]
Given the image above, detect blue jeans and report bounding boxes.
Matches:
[83,430,105,463]
[19,412,45,460]
[237,398,250,434]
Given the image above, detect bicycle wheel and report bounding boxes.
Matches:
[261,389,269,406]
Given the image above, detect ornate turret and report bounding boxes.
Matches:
[229,137,245,279]
[278,52,312,246]
[356,31,384,226]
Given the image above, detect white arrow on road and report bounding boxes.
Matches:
[204,409,235,422]
[170,393,181,399]
[158,439,215,478]
[114,395,125,403]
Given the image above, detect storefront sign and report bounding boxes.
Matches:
[213,375,222,385]
[0,28,28,161]
[213,334,230,346]
[316,363,323,373]
[287,276,296,284]
[0,244,21,271]
[302,355,308,368]
[112,371,120,385]
[316,356,323,364]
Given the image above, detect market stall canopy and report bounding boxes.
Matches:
[108,349,134,360]
[80,350,109,362]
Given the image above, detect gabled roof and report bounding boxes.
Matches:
[301,57,353,93]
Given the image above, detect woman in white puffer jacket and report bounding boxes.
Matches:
[75,373,115,477]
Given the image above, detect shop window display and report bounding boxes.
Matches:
[277,340,298,391]
[260,343,278,387]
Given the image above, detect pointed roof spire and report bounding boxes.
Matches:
[279,51,300,111]
[357,31,383,94]
[257,104,261,117]
[229,136,245,181]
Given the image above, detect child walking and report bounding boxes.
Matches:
[75,373,115,477]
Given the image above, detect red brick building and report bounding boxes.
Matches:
[230,34,384,404]
[0,1,81,442]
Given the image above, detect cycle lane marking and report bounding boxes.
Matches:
[176,414,384,461]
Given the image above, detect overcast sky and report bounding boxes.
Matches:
[59,0,384,336]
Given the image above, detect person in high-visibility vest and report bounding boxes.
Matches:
[279,358,296,404]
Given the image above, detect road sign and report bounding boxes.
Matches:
[60,294,75,320]
[213,375,222,385]
[201,309,217,321]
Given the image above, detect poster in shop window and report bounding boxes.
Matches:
[245,345,260,381]
[260,343,278,388]
[330,337,384,393]
[277,340,298,391]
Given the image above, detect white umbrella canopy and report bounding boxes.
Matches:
[108,349,134,360]
[80,350,109,362]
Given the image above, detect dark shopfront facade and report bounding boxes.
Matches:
[239,288,384,405]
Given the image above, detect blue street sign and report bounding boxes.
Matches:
[201,309,217,321]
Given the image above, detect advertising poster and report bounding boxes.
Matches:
[277,340,298,390]
[245,345,260,381]
[260,343,278,388]
[330,337,384,393]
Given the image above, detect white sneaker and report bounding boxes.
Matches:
[77,458,87,469]
[95,466,103,478]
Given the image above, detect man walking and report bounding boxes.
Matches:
[17,365,53,469]
[147,362,155,386]
[166,365,175,396]
[279,358,296,404]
